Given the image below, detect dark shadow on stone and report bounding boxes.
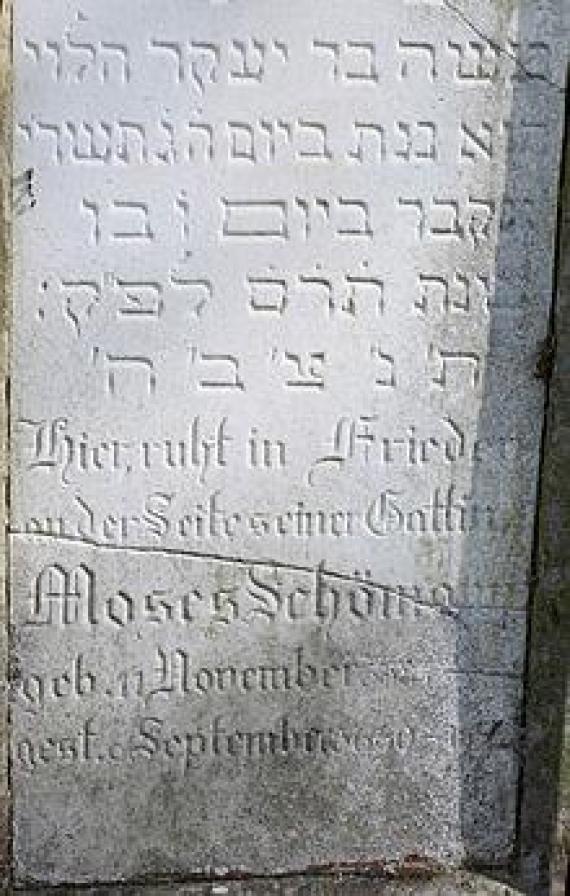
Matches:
[517,59,570,896]
[454,2,568,893]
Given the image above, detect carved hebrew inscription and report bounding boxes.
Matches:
[11,0,566,886]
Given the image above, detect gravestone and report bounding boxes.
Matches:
[9,0,568,889]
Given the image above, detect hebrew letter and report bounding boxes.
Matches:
[371,345,396,387]
[187,123,214,162]
[248,276,288,314]
[450,273,469,312]
[175,192,191,241]
[296,121,331,160]
[348,123,386,163]
[68,122,112,163]
[259,120,291,162]
[169,276,213,317]
[116,121,148,163]
[523,41,552,81]
[100,42,131,83]
[430,199,461,239]
[429,346,481,389]
[24,40,61,80]
[336,198,372,238]
[298,276,334,313]
[281,351,325,389]
[461,121,493,161]
[23,38,42,65]
[228,122,256,161]
[64,35,97,83]
[80,199,101,244]
[192,350,244,390]
[17,121,32,144]
[472,274,492,314]
[222,199,288,239]
[311,40,340,80]
[395,122,413,161]
[448,41,498,81]
[416,275,449,315]
[105,355,157,396]
[344,276,384,316]
[59,279,102,336]
[345,41,378,82]
[416,122,437,160]
[398,198,425,237]
[111,201,154,240]
[468,198,495,247]
[398,40,437,80]
[44,41,63,80]
[189,42,219,93]
[149,40,184,82]
[155,118,178,165]
[36,121,64,163]
[294,198,330,240]
[229,38,266,81]
[113,279,163,317]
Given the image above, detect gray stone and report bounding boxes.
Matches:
[9,0,568,888]
[12,871,528,896]
[518,64,570,896]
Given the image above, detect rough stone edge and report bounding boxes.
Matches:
[0,0,10,888]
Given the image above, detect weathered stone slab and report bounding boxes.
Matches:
[10,0,568,887]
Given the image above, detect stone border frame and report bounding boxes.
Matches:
[0,2,567,893]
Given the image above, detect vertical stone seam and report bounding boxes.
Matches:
[0,0,11,889]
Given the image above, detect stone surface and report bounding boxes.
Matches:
[519,71,570,896]
[13,871,527,896]
[9,0,568,888]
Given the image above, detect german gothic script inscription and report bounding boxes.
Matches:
[11,0,567,885]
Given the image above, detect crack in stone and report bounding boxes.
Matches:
[8,528,526,619]
[442,0,565,92]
